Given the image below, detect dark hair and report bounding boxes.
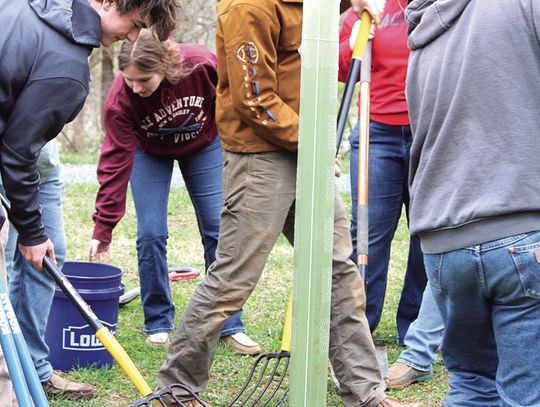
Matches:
[114,0,180,41]
[119,30,194,85]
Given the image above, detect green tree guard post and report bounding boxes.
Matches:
[290,0,339,405]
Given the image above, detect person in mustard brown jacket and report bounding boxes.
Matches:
[156,1,420,406]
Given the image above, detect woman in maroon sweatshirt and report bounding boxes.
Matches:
[88,30,259,353]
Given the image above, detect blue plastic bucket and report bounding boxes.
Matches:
[45,261,124,370]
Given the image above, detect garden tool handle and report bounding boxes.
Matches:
[336,11,372,153]
[352,12,372,60]
[42,256,153,397]
[357,41,372,273]
[0,280,38,406]
[280,295,293,352]
[0,194,153,397]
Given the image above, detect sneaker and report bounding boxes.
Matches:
[41,372,94,400]
[146,332,171,347]
[385,362,433,390]
[377,396,423,407]
[221,332,261,356]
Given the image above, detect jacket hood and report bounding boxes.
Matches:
[405,0,471,50]
[29,0,101,47]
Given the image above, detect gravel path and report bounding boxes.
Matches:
[61,163,351,193]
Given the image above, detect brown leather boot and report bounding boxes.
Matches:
[41,372,94,400]
[385,361,433,390]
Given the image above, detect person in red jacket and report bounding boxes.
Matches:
[88,30,259,354]
[338,0,427,346]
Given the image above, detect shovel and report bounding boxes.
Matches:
[335,12,389,379]
[336,11,372,153]
[0,195,201,403]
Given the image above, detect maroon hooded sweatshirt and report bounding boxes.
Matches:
[92,44,218,243]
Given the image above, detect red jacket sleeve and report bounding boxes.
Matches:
[92,87,136,243]
[338,8,359,83]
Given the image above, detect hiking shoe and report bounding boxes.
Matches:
[385,362,433,390]
[42,372,94,399]
[377,396,423,407]
[146,332,171,347]
[221,332,261,356]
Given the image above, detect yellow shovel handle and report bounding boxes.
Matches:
[352,11,373,59]
[96,328,153,396]
[280,296,293,352]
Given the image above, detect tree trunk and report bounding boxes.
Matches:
[99,47,115,135]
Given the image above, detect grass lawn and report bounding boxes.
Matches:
[49,182,448,406]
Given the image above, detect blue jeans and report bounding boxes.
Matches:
[129,137,244,336]
[424,231,540,407]
[397,283,444,371]
[349,121,427,342]
[6,165,66,382]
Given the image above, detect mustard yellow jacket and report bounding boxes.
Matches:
[215,0,303,153]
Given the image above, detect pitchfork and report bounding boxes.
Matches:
[130,297,292,407]
[227,296,292,406]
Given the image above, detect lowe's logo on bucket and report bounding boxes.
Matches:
[62,322,116,351]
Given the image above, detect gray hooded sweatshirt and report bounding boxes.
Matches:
[405,0,540,253]
[0,0,100,245]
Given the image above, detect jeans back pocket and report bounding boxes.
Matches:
[510,235,540,299]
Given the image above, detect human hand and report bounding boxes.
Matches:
[335,155,342,178]
[88,239,112,263]
[350,0,386,25]
[19,239,56,270]
[349,19,376,51]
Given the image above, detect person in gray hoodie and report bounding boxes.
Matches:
[0,0,178,403]
[405,0,540,406]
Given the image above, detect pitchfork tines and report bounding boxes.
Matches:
[130,297,293,407]
[228,350,289,406]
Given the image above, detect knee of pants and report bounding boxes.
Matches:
[136,235,167,256]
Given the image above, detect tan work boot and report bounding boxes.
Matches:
[385,361,433,390]
[221,332,261,356]
[377,396,423,407]
[41,372,94,399]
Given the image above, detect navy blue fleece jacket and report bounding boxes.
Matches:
[0,0,101,245]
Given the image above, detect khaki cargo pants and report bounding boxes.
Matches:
[158,150,386,406]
